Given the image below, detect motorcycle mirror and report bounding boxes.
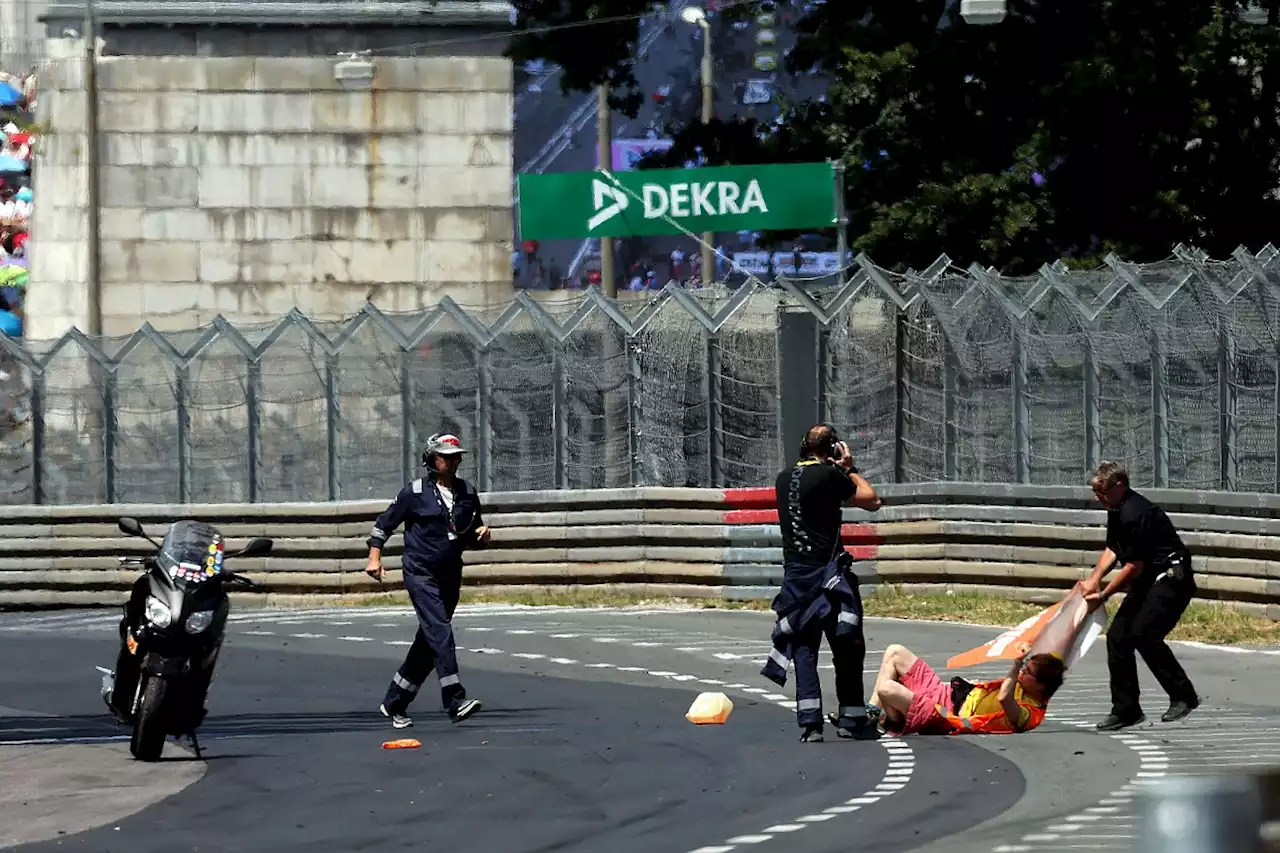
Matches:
[231,537,273,559]
[118,517,145,537]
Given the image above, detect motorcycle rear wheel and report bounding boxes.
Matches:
[130,676,167,762]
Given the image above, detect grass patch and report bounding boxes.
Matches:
[324,585,1280,646]
[863,586,1043,626]
[1171,601,1280,645]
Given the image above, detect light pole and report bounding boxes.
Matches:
[681,5,716,286]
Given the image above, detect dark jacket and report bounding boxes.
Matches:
[761,553,862,687]
[366,475,484,575]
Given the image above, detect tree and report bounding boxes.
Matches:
[506,0,672,116]
[776,0,1280,272]
[507,1,770,115]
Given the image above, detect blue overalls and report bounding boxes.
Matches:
[367,474,483,715]
[762,553,868,730]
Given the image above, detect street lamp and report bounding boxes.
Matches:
[960,0,1007,25]
[680,5,716,286]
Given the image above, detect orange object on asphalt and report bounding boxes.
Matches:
[381,738,422,750]
[686,692,734,725]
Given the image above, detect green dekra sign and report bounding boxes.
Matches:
[517,162,836,241]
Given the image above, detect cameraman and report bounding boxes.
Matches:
[761,423,883,742]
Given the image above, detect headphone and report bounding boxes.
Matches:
[799,423,841,460]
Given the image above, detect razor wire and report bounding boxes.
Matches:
[5,243,1280,505]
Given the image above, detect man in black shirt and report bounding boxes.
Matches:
[1076,461,1200,731]
[764,423,883,742]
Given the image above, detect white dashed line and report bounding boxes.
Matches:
[1004,723,1169,851]
[306,631,919,853]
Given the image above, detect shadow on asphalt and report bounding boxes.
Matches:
[0,706,568,745]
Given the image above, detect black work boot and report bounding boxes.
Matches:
[1162,696,1200,723]
[1096,711,1146,732]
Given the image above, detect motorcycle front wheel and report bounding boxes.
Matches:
[130,676,167,762]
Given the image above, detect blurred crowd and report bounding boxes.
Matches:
[0,70,35,341]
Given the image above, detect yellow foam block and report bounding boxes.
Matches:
[686,691,734,725]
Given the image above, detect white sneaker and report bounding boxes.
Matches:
[449,698,482,723]
[380,704,413,729]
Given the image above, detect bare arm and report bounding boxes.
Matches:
[998,657,1029,729]
[846,471,882,511]
[830,441,882,511]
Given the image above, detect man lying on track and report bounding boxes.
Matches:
[861,643,1066,735]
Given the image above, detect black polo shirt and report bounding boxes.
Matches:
[776,460,856,568]
[1105,489,1189,587]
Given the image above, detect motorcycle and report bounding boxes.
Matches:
[100,516,272,762]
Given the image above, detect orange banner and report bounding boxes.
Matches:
[946,601,1066,669]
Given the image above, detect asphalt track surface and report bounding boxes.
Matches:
[2,605,1278,853]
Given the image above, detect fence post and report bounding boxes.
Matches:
[552,345,568,489]
[1219,322,1238,491]
[103,367,118,503]
[325,351,340,502]
[399,350,415,485]
[30,369,45,505]
[774,302,786,477]
[705,329,722,488]
[476,347,492,492]
[894,311,907,483]
[1084,337,1101,474]
[175,363,191,504]
[816,322,831,426]
[627,333,642,487]
[245,359,262,504]
[1151,329,1169,487]
[943,338,959,480]
[1012,324,1030,483]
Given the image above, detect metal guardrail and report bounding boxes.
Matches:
[6,484,1280,618]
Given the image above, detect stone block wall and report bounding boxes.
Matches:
[28,43,514,339]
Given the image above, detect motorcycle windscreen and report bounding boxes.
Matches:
[158,520,227,585]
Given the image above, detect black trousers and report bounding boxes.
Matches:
[1106,573,1198,717]
[383,566,467,714]
[792,588,867,729]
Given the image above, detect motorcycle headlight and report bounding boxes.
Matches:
[144,595,172,628]
[185,610,215,634]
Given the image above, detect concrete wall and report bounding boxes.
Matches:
[0,0,47,72]
[27,40,514,339]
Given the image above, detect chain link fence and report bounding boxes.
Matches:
[3,243,1280,505]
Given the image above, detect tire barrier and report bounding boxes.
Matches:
[4,482,1280,616]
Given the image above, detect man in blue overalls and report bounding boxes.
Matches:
[365,433,491,728]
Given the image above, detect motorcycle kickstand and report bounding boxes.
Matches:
[188,731,203,760]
